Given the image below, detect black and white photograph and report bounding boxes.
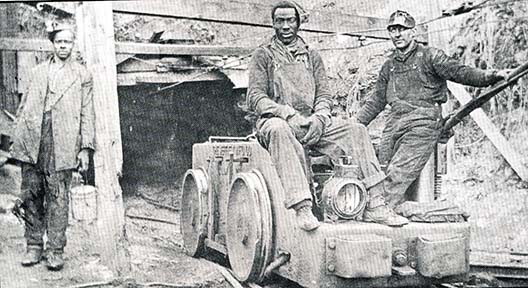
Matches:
[0,1,527,287]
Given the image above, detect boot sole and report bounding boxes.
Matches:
[46,264,64,271]
[363,218,409,227]
[21,260,40,267]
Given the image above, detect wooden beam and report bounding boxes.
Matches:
[17,52,37,96]
[117,70,227,86]
[115,42,253,56]
[447,82,528,181]
[0,38,253,56]
[76,1,128,274]
[0,4,19,114]
[111,0,389,39]
[0,38,51,52]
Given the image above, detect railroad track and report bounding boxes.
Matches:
[208,255,528,288]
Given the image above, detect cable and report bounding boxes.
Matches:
[227,0,528,46]
[318,7,528,52]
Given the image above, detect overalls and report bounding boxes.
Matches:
[256,44,386,208]
[381,48,444,208]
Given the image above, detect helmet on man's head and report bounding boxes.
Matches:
[387,10,415,29]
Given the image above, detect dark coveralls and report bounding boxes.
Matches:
[248,36,386,209]
[357,42,502,208]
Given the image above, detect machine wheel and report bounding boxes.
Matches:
[226,170,273,283]
[181,168,209,257]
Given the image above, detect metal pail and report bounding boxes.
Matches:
[70,184,97,222]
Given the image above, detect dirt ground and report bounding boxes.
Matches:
[0,182,231,288]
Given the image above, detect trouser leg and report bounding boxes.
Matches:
[384,120,440,208]
[257,118,312,208]
[312,118,386,206]
[44,169,72,251]
[21,163,46,247]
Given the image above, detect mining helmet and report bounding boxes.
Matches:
[387,10,416,29]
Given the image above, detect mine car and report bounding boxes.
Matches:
[180,135,469,288]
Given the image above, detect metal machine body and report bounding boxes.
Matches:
[181,137,470,288]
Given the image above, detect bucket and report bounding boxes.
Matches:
[70,184,97,222]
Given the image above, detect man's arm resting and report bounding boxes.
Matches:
[311,50,333,127]
[432,48,506,86]
[80,69,95,151]
[247,48,297,120]
[356,63,389,125]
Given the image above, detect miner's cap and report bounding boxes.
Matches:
[387,10,416,29]
[46,22,75,42]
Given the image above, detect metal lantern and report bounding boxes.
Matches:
[321,158,367,221]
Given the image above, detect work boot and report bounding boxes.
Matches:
[45,250,64,271]
[294,201,320,231]
[363,204,409,227]
[21,245,42,267]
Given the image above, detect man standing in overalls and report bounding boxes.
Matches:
[11,23,95,271]
[247,1,408,231]
[356,11,509,209]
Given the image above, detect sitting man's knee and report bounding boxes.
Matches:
[260,117,291,134]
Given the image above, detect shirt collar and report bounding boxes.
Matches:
[393,41,418,62]
[270,35,309,57]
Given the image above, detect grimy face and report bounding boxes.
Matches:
[388,25,416,51]
[53,30,75,61]
[273,7,299,45]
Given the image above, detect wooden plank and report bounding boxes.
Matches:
[0,38,51,52]
[0,38,253,56]
[116,42,253,56]
[16,52,37,96]
[76,1,128,274]
[111,0,389,39]
[447,82,528,181]
[117,70,226,86]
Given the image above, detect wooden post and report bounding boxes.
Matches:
[76,1,128,274]
[448,82,528,181]
[0,3,19,114]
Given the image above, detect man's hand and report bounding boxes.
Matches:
[497,69,512,81]
[287,113,310,131]
[489,69,513,83]
[300,116,325,146]
[76,149,91,173]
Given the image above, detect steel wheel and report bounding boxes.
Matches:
[226,170,273,282]
[181,168,209,257]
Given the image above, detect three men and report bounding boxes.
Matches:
[247,1,408,231]
[356,10,509,209]
[11,23,95,270]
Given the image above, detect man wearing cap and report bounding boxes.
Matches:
[356,10,509,209]
[11,23,95,270]
[247,1,408,231]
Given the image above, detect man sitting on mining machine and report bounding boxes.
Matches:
[247,0,408,231]
[355,10,510,211]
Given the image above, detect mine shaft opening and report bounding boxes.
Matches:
[118,80,252,199]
